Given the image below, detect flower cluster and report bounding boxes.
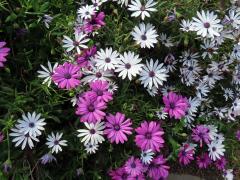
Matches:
[3,0,240,179]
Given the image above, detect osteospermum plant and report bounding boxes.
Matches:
[1,0,240,179]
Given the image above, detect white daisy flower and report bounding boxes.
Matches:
[196,82,210,100]
[10,127,39,150]
[140,149,154,164]
[37,61,58,87]
[128,0,157,20]
[77,5,96,20]
[164,53,177,72]
[222,88,234,101]
[77,121,105,145]
[206,125,218,140]
[43,14,53,29]
[46,132,67,154]
[92,0,106,10]
[81,65,114,84]
[84,142,99,154]
[208,141,225,161]
[232,98,240,116]
[147,86,158,96]
[223,169,234,180]
[225,10,240,29]
[203,69,223,87]
[62,32,89,53]
[16,112,46,137]
[180,19,193,32]
[131,23,158,48]
[160,85,175,96]
[159,33,174,47]
[108,81,119,94]
[115,51,143,80]
[201,39,218,59]
[40,153,57,165]
[191,10,223,38]
[156,109,168,120]
[179,50,199,66]
[232,67,240,85]
[95,47,120,71]
[188,97,201,115]
[139,59,168,89]
[214,133,225,144]
[231,44,240,61]
[113,0,129,6]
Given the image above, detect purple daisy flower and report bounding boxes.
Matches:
[192,125,211,147]
[104,112,133,144]
[215,156,227,170]
[109,167,135,180]
[178,143,195,165]
[196,153,212,169]
[76,46,97,68]
[163,92,189,119]
[236,130,240,141]
[83,12,105,33]
[147,155,170,179]
[124,157,143,177]
[52,62,81,89]
[0,41,10,68]
[76,96,107,124]
[135,121,165,152]
[85,80,113,102]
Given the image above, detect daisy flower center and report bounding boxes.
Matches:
[149,71,155,77]
[141,34,147,41]
[90,129,96,134]
[140,5,146,11]
[25,134,30,137]
[130,162,136,168]
[87,105,95,112]
[188,66,193,71]
[85,11,90,15]
[96,72,102,78]
[212,147,216,152]
[64,73,72,79]
[29,122,35,128]
[105,57,111,63]
[170,102,175,109]
[54,140,59,145]
[187,56,191,60]
[125,63,131,69]
[204,22,210,28]
[207,48,214,53]
[113,124,120,131]
[145,132,152,139]
[96,90,103,96]
[73,41,80,46]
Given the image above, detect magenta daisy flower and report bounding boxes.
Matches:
[178,143,195,165]
[76,96,107,123]
[0,41,10,67]
[104,112,133,144]
[109,167,134,180]
[86,80,113,102]
[196,153,212,169]
[215,156,227,170]
[83,12,105,33]
[135,121,165,152]
[147,155,170,179]
[52,62,81,89]
[192,125,211,147]
[76,46,97,68]
[124,157,143,177]
[163,92,189,119]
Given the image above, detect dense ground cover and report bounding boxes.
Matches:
[0,0,240,179]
